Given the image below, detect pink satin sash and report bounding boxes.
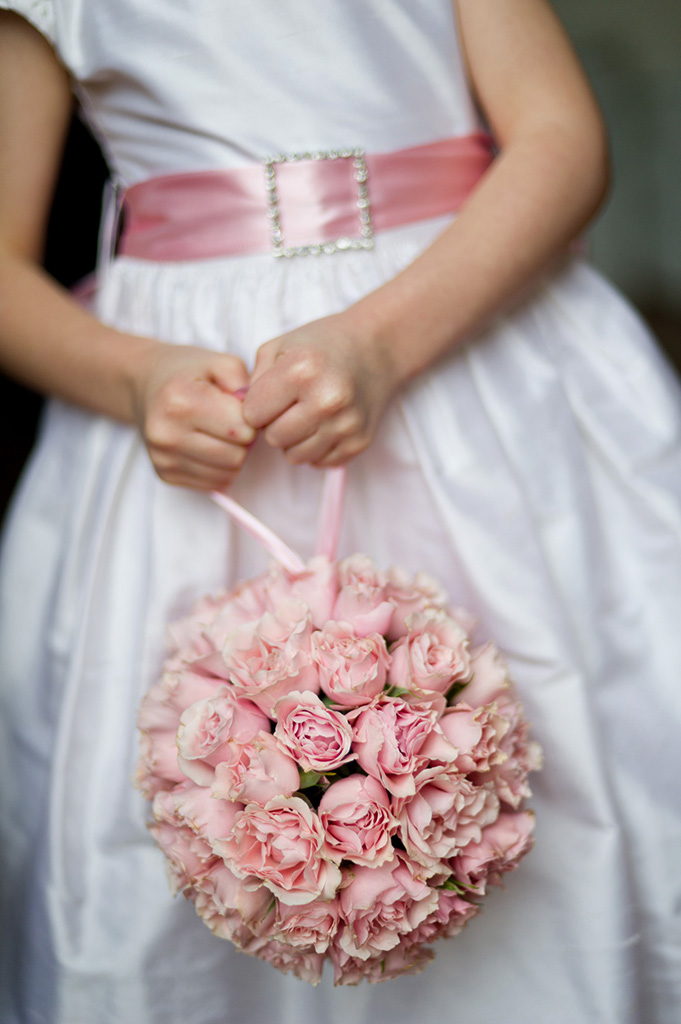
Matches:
[118,134,494,261]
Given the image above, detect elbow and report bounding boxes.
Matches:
[581,109,612,223]
[528,106,613,234]
[561,93,613,228]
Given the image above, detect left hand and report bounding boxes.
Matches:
[242,313,400,467]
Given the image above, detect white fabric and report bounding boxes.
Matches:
[0,0,55,41]
[1,0,479,183]
[1,3,681,1024]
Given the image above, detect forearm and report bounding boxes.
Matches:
[347,119,609,385]
[0,248,160,422]
[0,14,157,421]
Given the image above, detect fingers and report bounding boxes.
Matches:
[207,352,252,394]
[150,444,249,491]
[245,346,355,432]
[258,403,316,450]
[249,338,279,383]
[152,428,251,467]
[146,412,252,489]
[264,403,367,466]
[244,323,380,466]
[242,363,298,429]
[138,348,258,490]
[145,377,256,447]
[191,389,256,445]
[283,427,369,467]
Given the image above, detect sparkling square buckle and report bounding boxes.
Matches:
[262,148,374,258]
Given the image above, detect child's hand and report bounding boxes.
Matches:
[242,313,399,467]
[131,344,256,490]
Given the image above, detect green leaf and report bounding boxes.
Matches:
[445,680,468,704]
[438,878,464,892]
[260,896,276,922]
[298,770,322,789]
[438,876,480,895]
[385,685,410,699]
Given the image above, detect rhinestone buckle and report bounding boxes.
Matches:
[262,148,374,258]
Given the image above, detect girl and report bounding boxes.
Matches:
[1,2,679,1022]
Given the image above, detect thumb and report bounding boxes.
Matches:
[208,353,251,394]
[249,339,280,383]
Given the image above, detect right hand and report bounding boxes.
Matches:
[131,343,256,491]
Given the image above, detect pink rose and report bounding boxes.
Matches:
[337,852,439,960]
[330,937,434,985]
[394,774,500,872]
[430,889,480,939]
[211,731,300,805]
[474,704,543,808]
[255,942,325,986]
[137,670,219,733]
[332,554,394,637]
[318,774,398,867]
[192,860,275,948]
[273,691,354,773]
[459,642,512,706]
[149,819,217,894]
[137,666,239,819]
[176,690,270,785]
[166,593,223,660]
[150,789,218,893]
[135,729,186,799]
[274,898,340,953]
[203,576,272,649]
[217,796,341,905]
[383,567,449,642]
[389,611,471,698]
[403,889,480,946]
[311,623,390,707]
[159,779,243,850]
[452,810,535,891]
[222,598,319,715]
[262,556,339,630]
[349,696,442,798]
[436,702,509,774]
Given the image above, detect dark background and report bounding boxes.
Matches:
[41,116,108,290]
[2,1,681,523]
[0,116,108,523]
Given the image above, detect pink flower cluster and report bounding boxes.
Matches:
[136,554,542,986]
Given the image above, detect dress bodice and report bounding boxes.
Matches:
[1,0,482,184]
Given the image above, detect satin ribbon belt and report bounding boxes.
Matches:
[117,133,494,262]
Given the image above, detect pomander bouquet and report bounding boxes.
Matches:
[136,473,542,986]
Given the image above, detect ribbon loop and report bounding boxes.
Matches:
[210,465,347,572]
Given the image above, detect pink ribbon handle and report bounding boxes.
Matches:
[210,465,347,572]
[315,466,347,560]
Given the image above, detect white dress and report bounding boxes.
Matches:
[1,3,680,1023]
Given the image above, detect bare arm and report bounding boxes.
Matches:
[0,13,254,490]
[353,0,610,381]
[244,0,609,466]
[0,13,152,419]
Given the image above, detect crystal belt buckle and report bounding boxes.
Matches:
[262,148,374,258]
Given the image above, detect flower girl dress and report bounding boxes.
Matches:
[1,2,680,1023]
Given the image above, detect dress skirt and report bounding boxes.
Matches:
[1,214,681,1023]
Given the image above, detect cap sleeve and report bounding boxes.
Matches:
[0,0,56,45]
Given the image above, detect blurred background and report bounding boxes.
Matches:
[552,0,681,333]
[1,0,680,522]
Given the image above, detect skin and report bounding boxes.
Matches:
[0,0,609,489]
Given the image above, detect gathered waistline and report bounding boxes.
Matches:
[115,134,495,263]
